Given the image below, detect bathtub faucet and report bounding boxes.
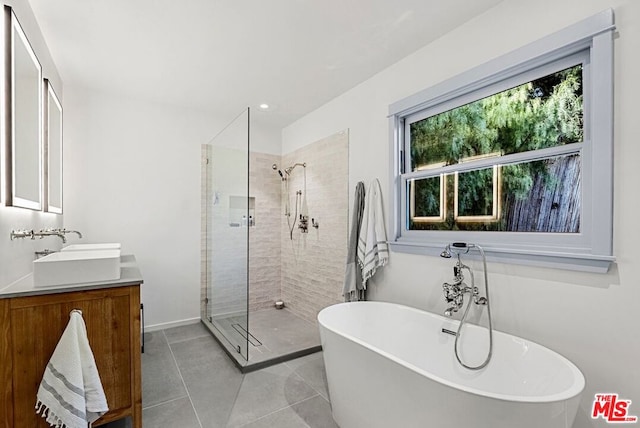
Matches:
[441,255,485,317]
[440,242,493,370]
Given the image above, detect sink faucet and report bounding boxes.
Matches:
[33,229,67,243]
[57,228,83,239]
[10,228,83,243]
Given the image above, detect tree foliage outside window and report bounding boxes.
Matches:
[408,65,583,232]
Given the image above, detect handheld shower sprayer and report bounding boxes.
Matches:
[273,161,309,239]
[440,242,475,258]
[440,241,493,370]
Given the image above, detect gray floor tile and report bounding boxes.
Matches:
[240,395,337,428]
[143,397,201,428]
[238,406,309,428]
[141,323,335,428]
[171,335,244,428]
[285,352,329,400]
[246,309,321,363]
[290,395,337,428]
[226,362,319,428]
[164,322,212,344]
[212,308,321,366]
[142,331,187,407]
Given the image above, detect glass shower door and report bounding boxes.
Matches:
[203,109,249,360]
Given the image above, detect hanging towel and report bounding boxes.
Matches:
[36,309,108,428]
[357,179,389,285]
[343,181,366,301]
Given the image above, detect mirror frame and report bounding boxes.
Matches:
[2,6,43,210]
[44,79,62,214]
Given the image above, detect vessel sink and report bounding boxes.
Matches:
[33,249,121,287]
[61,243,121,251]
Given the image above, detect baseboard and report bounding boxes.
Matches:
[146,317,201,332]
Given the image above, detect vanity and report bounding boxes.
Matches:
[0,255,143,428]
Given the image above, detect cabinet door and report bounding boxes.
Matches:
[8,286,140,427]
[0,299,13,428]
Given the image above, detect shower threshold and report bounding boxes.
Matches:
[203,307,322,373]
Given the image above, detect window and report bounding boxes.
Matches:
[388,10,615,272]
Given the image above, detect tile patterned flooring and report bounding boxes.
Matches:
[117,322,338,427]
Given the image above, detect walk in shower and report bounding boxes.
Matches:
[201,109,348,371]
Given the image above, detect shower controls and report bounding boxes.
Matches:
[312,218,319,229]
[298,215,309,233]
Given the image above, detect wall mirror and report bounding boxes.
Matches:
[3,6,43,210]
[44,79,62,213]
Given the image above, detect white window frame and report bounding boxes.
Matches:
[388,9,615,272]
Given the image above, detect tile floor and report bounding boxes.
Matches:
[207,308,322,367]
[108,322,338,427]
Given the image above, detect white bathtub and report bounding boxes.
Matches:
[318,301,585,428]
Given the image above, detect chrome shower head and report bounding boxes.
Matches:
[284,162,306,175]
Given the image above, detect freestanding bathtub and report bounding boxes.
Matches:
[318,301,584,428]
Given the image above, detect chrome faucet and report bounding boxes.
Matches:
[439,242,493,370]
[10,229,34,240]
[441,244,486,317]
[10,227,83,244]
[57,228,83,239]
[33,229,67,243]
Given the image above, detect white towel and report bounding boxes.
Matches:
[36,310,108,428]
[357,179,389,285]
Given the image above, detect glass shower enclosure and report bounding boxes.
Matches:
[202,108,250,361]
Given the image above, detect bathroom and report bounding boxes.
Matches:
[1,0,639,427]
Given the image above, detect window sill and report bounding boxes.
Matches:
[389,240,615,273]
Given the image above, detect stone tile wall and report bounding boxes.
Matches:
[248,152,282,311]
[280,131,348,323]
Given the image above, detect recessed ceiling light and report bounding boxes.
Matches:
[259,103,270,110]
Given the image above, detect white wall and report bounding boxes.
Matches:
[63,85,281,328]
[0,0,63,288]
[282,1,639,426]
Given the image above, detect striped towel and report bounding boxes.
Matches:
[36,310,108,428]
[357,179,389,285]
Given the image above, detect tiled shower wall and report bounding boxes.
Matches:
[248,152,282,311]
[281,131,348,323]
[201,130,348,323]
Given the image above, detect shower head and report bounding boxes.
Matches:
[284,162,307,175]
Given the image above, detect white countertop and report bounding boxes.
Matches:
[0,254,144,299]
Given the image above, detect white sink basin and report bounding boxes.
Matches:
[33,250,121,287]
[61,243,121,251]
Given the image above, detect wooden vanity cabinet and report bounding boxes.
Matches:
[0,285,142,428]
